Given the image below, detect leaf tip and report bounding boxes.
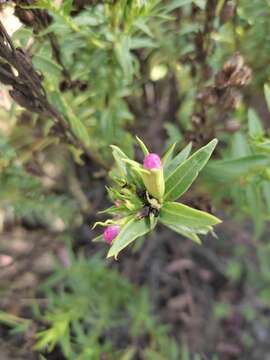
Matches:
[135,136,149,156]
[106,251,112,259]
[211,138,218,147]
[106,250,119,260]
[213,215,222,225]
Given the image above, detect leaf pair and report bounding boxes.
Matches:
[164,139,218,200]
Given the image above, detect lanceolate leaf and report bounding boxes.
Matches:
[33,54,62,82]
[231,132,250,158]
[107,218,152,259]
[164,142,192,179]
[160,201,221,228]
[248,109,264,139]
[92,235,103,242]
[49,91,90,147]
[136,136,149,156]
[164,139,217,201]
[246,183,264,238]
[205,155,269,182]
[263,181,270,214]
[111,145,129,178]
[160,221,202,244]
[63,0,73,15]
[264,84,270,112]
[162,143,176,167]
[164,0,193,13]
[110,146,143,187]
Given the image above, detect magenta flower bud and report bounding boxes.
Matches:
[141,152,165,201]
[103,225,120,245]
[143,153,162,170]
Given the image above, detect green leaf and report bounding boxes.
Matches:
[160,201,221,229]
[68,145,84,165]
[33,54,62,85]
[92,235,103,243]
[164,142,192,179]
[160,221,202,244]
[164,122,182,144]
[165,139,217,201]
[66,112,90,148]
[253,139,270,152]
[129,37,157,49]
[246,183,264,238]
[134,19,153,37]
[162,143,176,167]
[263,181,270,214]
[193,0,206,9]
[49,91,90,147]
[115,36,134,79]
[264,84,270,112]
[107,218,151,259]
[111,145,129,178]
[149,214,158,230]
[0,311,30,328]
[164,0,193,12]
[248,109,264,139]
[231,132,250,158]
[205,155,269,182]
[63,0,73,15]
[110,147,144,188]
[27,0,51,10]
[136,136,149,156]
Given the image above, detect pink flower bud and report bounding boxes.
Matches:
[114,200,121,208]
[103,225,120,245]
[143,153,162,170]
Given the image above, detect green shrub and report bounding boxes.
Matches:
[0,0,270,359]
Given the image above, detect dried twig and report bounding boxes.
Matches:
[0,18,108,168]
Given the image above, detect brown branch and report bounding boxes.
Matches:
[0,19,109,169]
[14,1,72,81]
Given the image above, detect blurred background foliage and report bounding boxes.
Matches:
[0,0,270,359]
